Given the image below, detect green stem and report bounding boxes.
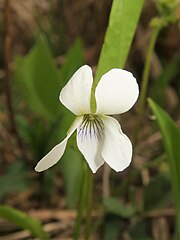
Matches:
[134,25,161,142]
[85,166,93,240]
[73,162,87,240]
[90,82,97,114]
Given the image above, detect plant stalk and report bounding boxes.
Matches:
[134,24,161,143]
[73,162,87,240]
[85,166,93,240]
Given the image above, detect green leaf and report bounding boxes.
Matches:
[91,0,144,112]
[14,37,84,122]
[95,0,144,82]
[15,35,60,121]
[103,218,121,240]
[148,98,180,183]
[143,175,172,211]
[130,220,152,240]
[0,206,48,239]
[0,162,28,200]
[150,54,180,106]
[148,98,180,237]
[60,145,84,208]
[59,38,84,86]
[103,197,136,218]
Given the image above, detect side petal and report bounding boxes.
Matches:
[60,65,93,115]
[76,122,104,173]
[35,117,83,172]
[95,69,139,115]
[102,116,132,172]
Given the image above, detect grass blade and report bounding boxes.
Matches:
[0,205,48,239]
[95,0,144,83]
[148,98,180,238]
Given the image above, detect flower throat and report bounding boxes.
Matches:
[78,114,104,140]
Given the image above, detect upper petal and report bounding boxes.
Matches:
[35,116,82,172]
[95,69,139,115]
[102,116,132,172]
[60,65,93,115]
[76,116,105,173]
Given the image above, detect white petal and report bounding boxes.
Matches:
[60,65,93,115]
[35,117,82,172]
[95,69,139,115]
[102,116,132,172]
[76,120,104,173]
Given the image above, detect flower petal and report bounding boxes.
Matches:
[102,116,132,172]
[95,69,139,115]
[60,65,93,115]
[76,120,104,173]
[35,117,82,172]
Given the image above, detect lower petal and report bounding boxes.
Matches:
[76,118,104,173]
[35,139,68,172]
[102,116,132,172]
[35,116,82,172]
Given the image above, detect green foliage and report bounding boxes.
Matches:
[16,115,49,159]
[130,220,151,240]
[103,197,136,218]
[15,36,60,121]
[103,218,120,240]
[95,0,144,82]
[91,0,144,112]
[0,206,48,239]
[143,175,172,211]
[14,36,84,208]
[156,0,179,24]
[0,162,28,200]
[61,146,84,208]
[59,38,84,86]
[148,98,180,238]
[150,54,180,106]
[15,36,83,118]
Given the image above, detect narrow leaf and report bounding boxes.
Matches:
[148,98,180,179]
[148,98,180,237]
[60,146,84,208]
[95,0,144,82]
[150,54,180,105]
[0,206,48,239]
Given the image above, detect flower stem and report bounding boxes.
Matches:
[73,162,87,240]
[85,165,93,240]
[134,24,161,142]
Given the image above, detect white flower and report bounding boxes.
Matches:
[35,65,139,173]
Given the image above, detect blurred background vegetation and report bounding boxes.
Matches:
[0,0,180,239]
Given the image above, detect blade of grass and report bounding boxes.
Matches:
[95,0,144,82]
[91,0,144,112]
[148,98,180,238]
[0,205,48,239]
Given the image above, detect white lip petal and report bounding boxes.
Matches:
[35,116,82,172]
[95,69,139,115]
[102,116,132,172]
[76,119,104,173]
[60,65,93,115]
